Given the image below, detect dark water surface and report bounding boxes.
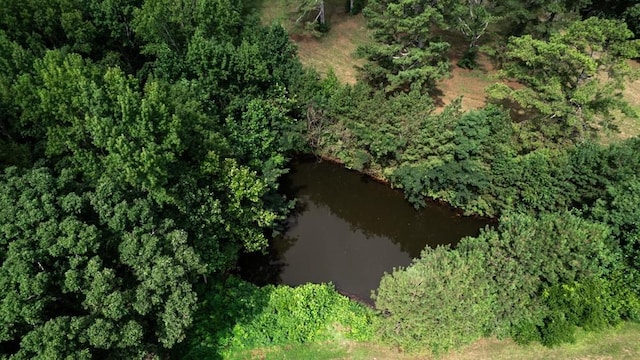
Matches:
[240,159,490,303]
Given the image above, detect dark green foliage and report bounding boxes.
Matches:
[359,0,450,93]
[0,0,305,357]
[374,245,494,353]
[180,278,376,359]
[0,0,142,68]
[305,82,442,172]
[346,0,367,15]
[0,167,206,358]
[515,273,640,346]
[457,48,479,69]
[625,4,640,38]
[489,0,591,38]
[390,105,516,214]
[583,1,640,39]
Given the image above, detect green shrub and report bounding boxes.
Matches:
[459,211,616,338]
[457,48,479,69]
[374,246,494,353]
[181,278,376,359]
[539,312,576,347]
[511,320,543,345]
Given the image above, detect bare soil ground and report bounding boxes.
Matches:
[602,60,640,143]
[432,29,496,112]
[260,0,368,83]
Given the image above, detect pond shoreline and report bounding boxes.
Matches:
[239,157,491,304]
[308,153,494,223]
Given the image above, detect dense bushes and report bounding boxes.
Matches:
[374,246,494,353]
[181,278,376,359]
[461,212,617,338]
[375,211,640,351]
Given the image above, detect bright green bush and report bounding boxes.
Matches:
[181,278,376,359]
[374,246,494,353]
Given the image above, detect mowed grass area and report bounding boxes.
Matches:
[227,321,640,359]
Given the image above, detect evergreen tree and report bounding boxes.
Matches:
[358,0,450,94]
[487,17,640,144]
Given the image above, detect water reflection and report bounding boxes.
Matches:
[240,159,490,303]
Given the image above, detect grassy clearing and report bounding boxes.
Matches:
[259,0,371,84]
[227,321,640,359]
[601,61,640,144]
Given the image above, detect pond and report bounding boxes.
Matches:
[238,159,491,304]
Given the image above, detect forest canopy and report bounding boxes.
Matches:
[1,0,640,358]
[0,0,307,358]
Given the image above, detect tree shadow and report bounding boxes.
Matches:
[173,278,273,360]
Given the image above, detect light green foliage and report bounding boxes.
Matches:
[459,211,615,338]
[374,245,494,353]
[181,279,376,359]
[359,0,450,93]
[487,17,640,144]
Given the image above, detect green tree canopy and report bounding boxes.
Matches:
[491,0,592,38]
[0,167,206,358]
[358,0,451,94]
[0,0,304,357]
[487,17,640,145]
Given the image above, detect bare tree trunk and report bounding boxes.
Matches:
[313,0,325,24]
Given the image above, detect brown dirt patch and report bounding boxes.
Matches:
[431,29,498,112]
[294,12,369,84]
[260,0,370,84]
